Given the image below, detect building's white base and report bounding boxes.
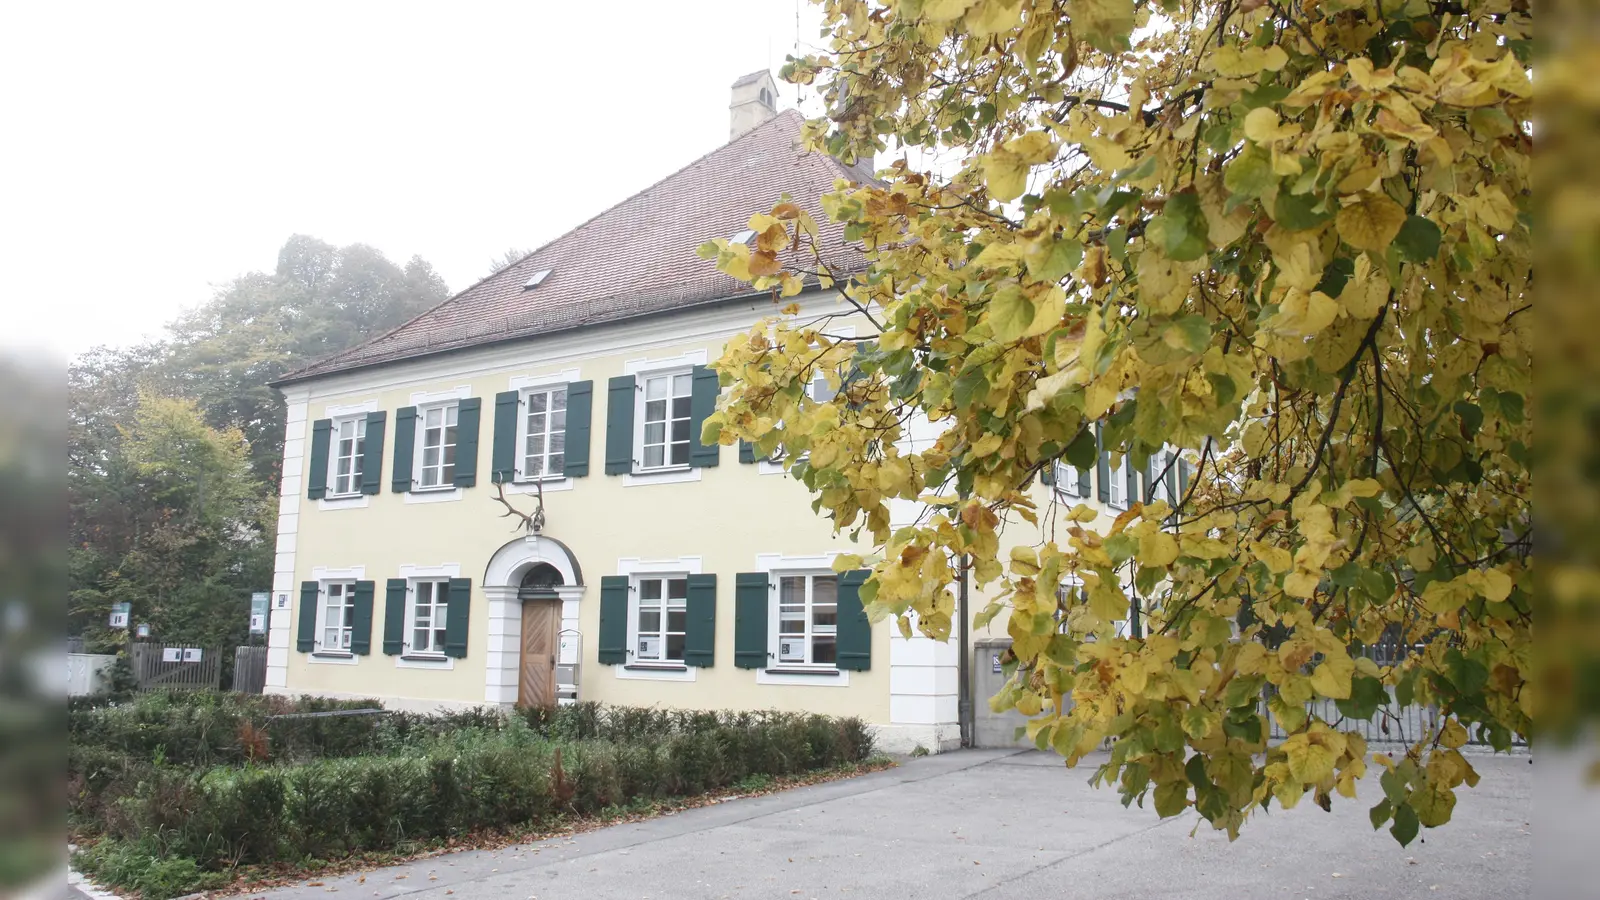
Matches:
[871,722,962,756]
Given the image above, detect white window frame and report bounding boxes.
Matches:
[405,578,451,657]
[1148,446,1177,506]
[1108,454,1128,509]
[634,368,695,473]
[770,571,840,671]
[414,401,460,491]
[1054,462,1085,499]
[317,580,356,655]
[517,384,569,482]
[327,415,367,498]
[627,573,689,666]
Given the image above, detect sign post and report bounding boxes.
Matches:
[249,592,270,637]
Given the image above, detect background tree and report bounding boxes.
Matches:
[486,247,530,277]
[703,0,1531,844]
[68,235,450,649]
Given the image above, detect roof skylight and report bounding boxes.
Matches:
[523,268,553,290]
[730,229,756,244]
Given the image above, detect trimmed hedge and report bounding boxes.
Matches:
[84,712,872,870]
[72,694,876,897]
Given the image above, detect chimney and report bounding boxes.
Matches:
[729,70,779,141]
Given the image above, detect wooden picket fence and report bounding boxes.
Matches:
[130,642,222,693]
[232,646,268,693]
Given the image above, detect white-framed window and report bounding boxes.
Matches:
[774,572,838,668]
[1108,454,1128,509]
[416,402,459,489]
[1148,447,1176,505]
[1055,462,1085,498]
[1055,575,1085,633]
[319,581,355,652]
[407,579,450,656]
[631,574,688,664]
[636,371,693,470]
[328,416,367,497]
[519,385,567,480]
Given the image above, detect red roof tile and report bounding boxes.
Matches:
[278,110,868,384]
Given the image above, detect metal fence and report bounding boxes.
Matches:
[130,642,223,693]
[1260,634,1523,747]
[233,646,268,693]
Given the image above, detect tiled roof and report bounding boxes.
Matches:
[277,110,869,384]
[731,70,772,87]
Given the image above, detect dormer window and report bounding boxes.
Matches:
[523,268,552,290]
[759,87,773,107]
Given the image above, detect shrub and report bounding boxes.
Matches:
[74,839,227,900]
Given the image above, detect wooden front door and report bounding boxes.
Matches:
[518,599,560,709]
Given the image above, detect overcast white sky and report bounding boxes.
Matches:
[2,1,829,361]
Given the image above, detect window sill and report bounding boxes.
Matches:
[757,666,850,687]
[404,486,464,504]
[622,467,702,488]
[308,651,360,665]
[506,477,574,494]
[316,494,370,511]
[616,662,696,682]
[396,653,455,670]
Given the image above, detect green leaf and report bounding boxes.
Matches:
[1273,192,1333,231]
[1369,798,1393,831]
[1154,780,1189,818]
[1394,215,1442,262]
[1105,533,1139,564]
[1454,401,1483,438]
[1223,151,1274,199]
[1314,257,1355,297]
[1157,192,1209,261]
[1027,238,1085,284]
[1165,315,1212,354]
[1065,427,1099,468]
[989,285,1035,342]
[1335,674,1389,720]
[1390,801,1420,847]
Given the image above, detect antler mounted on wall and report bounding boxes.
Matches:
[491,480,546,534]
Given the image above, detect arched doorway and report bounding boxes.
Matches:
[516,564,564,708]
[481,534,585,709]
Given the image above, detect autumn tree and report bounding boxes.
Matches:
[701,0,1531,844]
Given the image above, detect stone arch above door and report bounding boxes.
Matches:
[484,534,583,590]
[482,534,585,708]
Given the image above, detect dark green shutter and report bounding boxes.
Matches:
[564,380,593,477]
[307,419,332,500]
[383,579,407,655]
[296,581,320,652]
[443,577,472,658]
[734,572,769,669]
[392,406,417,492]
[454,398,482,488]
[1078,462,1093,497]
[1095,424,1110,503]
[1178,457,1193,504]
[604,376,635,475]
[350,580,375,655]
[1040,462,1055,486]
[1165,452,1179,504]
[684,573,717,667]
[597,575,629,664]
[689,365,720,468]
[360,412,386,495]
[1128,457,1141,507]
[492,390,520,483]
[837,569,872,671]
[739,440,756,464]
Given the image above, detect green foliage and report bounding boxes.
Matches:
[68,235,450,648]
[70,693,877,892]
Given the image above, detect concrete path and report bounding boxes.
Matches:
[251,748,1531,900]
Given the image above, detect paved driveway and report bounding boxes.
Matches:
[248,748,1530,900]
